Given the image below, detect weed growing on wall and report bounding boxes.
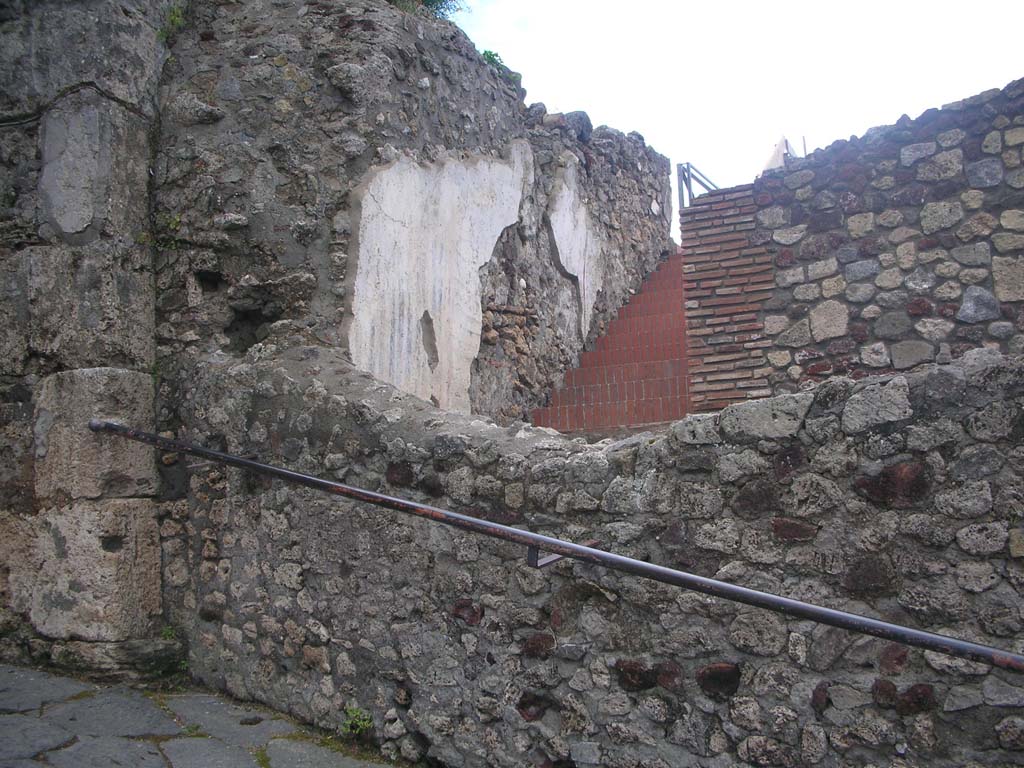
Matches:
[158,4,187,43]
[386,0,462,19]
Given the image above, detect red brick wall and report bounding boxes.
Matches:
[532,254,690,432]
[681,185,774,411]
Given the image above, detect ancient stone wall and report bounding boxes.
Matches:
[0,0,173,668]
[166,330,1024,766]
[151,0,673,427]
[683,77,1024,405]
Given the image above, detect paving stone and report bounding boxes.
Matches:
[0,714,73,761]
[46,735,166,768]
[265,738,389,767]
[161,737,259,768]
[165,694,296,748]
[0,664,92,713]
[43,689,179,738]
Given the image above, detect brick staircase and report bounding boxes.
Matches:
[530,253,690,433]
[530,183,773,433]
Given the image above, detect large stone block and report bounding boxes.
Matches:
[0,1,170,117]
[27,242,154,371]
[719,393,814,441]
[0,251,29,377]
[6,499,161,642]
[38,90,151,241]
[34,369,156,502]
[0,402,34,516]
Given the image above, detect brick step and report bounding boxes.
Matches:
[602,309,684,333]
[616,296,684,318]
[595,333,686,355]
[549,377,686,408]
[533,398,687,431]
[580,339,689,365]
[564,358,687,388]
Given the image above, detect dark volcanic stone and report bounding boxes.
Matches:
[732,477,781,519]
[896,684,937,715]
[843,555,898,596]
[872,678,898,708]
[811,681,831,713]
[854,461,929,508]
[522,633,555,659]
[773,445,806,481]
[614,660,659,692]
[452,599,483,626]
[771,517,819,541]
[655,661,683,691]
[879,644,909,674]
[906,297,934,317]
[696,663,741,699]
[516,691,555,722]
[386,461,414,486]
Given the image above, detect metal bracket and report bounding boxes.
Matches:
[527,540,600,569]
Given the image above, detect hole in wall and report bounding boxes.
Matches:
[420,310,439,372]
[100,535,124,553]
[195,270,226,293]
[225,308,279,353]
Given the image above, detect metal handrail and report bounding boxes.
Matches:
[677,162,719,209]
[89,419,1024,673]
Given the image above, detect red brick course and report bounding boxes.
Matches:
[679,185,771,413]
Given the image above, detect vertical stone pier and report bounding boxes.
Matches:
[0,1,175,673]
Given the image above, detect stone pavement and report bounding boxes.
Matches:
[0,665,397,768]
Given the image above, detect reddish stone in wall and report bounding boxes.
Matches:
[696,662,742,699]
[906,297,933,317]
[614,660,660,692]
[522,633,555,658]
[854,461,929,509]
[452,599,483,626]
[811,681,831,713]
[842,554,898,597]
[879,644,909,675]
[872,678,898,708]
[655,661,684,691]
[771,517,819,541]
[896,684,937,715]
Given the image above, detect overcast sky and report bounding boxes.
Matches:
[451,1,1023,240]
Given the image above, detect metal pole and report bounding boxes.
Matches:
[89,419,1024,673]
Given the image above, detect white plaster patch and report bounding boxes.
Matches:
[548,152,604,337]
[348,141,531,412]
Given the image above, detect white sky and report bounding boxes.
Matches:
[451,0,1023,241]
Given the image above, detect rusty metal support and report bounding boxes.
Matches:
[89,419,1024,673]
